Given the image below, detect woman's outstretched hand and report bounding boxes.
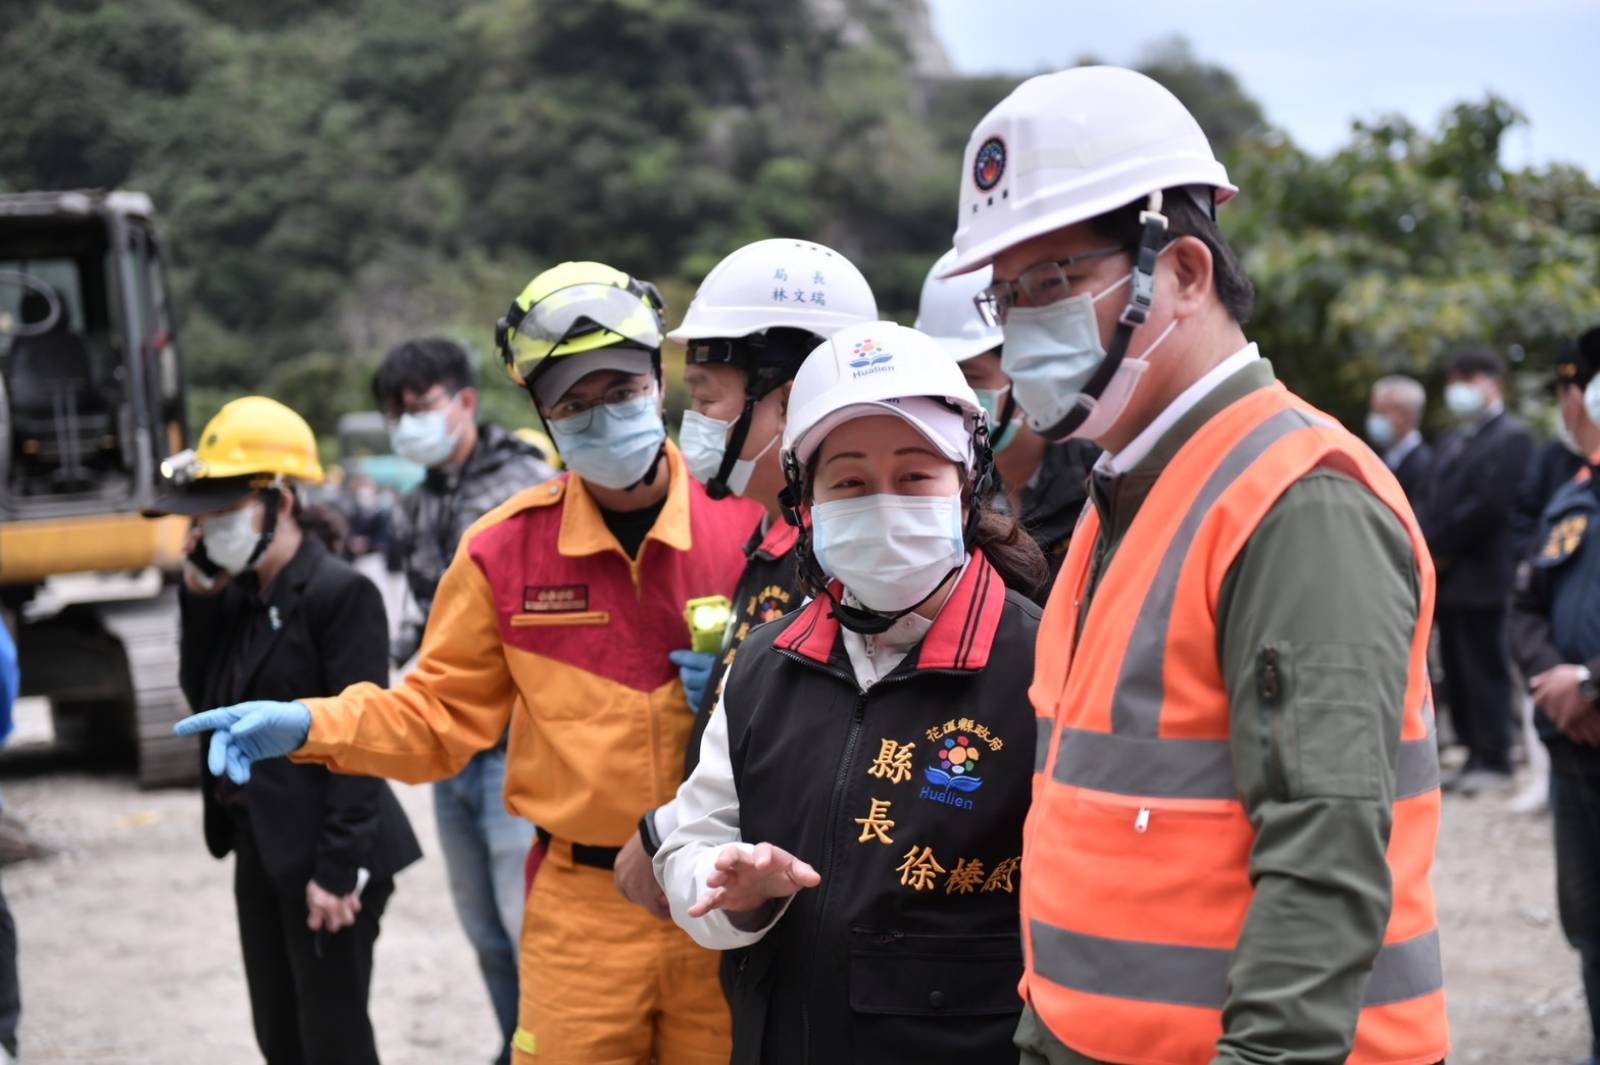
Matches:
[687,842,820,918]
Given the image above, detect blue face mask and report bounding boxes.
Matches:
[389,404,460,468]
[548,396,667,490]
[1365,412,1396,449]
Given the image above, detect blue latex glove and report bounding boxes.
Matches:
[173,700,312,784]
[668,650,717,713]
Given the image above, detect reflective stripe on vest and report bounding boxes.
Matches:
[1029,924,1443,1010]
[1020,384,1448,1065]
[1050,715,1441,800]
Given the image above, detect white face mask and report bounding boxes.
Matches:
[388,400,461,468]
[679,409,778,497]
[999,252,1178,440]
[1444,381,1487,419]
[1584,377,1600,441]
[1554,408,1585,457]
[202,501,265,575]
[810,492,966,612]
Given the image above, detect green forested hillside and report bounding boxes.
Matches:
[4,2,1598,436]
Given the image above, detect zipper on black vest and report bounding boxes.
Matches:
[801,686,867,1060]
[776,651,932,1064]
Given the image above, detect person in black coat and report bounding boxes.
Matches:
[152,397,421,1065]
[1423,348,1536,792]
[1509,324,1600,1059]
[1366,374,1434,514]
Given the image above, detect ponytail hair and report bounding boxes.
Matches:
[965,487,1049,600]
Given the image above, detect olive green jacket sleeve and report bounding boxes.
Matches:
[1211,468,1420,1065]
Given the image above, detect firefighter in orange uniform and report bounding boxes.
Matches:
[940,69,1449,1063]
[178,262,761,1065]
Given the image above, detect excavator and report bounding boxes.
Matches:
[0,189,195,786]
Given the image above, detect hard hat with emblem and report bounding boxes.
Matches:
[669,239,876,343]
[147,396,324,515]
[495,261,666,406]
[914,248,1002,363]
[941,66,1237,278]
[669,239,877,498]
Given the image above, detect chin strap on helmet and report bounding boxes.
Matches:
[991,388,1020,451]
[1035,189,1170,442]
[704,391,759,501]
[700,330,816,500]
[243,484,283,570]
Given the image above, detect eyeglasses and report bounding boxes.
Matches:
[546,378,657,432]
[384,389,457,424]
[974,244,1133,326]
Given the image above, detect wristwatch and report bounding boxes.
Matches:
[638,811,663,858]
[1578,665,1599,706]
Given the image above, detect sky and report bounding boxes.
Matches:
[925,0,1600,176]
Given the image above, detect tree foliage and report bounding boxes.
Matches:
[1227,97,1600,428]
[3,1,1595,439]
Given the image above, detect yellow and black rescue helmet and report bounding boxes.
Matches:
[495,261,666,407]
[146,396,324,516]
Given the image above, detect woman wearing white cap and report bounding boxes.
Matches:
[654,321,1046,1064]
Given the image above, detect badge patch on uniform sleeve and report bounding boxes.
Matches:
[1542,515,1588,564]
[522,584,589,612]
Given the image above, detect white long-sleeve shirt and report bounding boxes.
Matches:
[654,602,936,950]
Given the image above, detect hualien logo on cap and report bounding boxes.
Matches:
[848,338,894,376]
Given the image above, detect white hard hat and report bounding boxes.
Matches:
[669,238,878,342]
[913,248,1003,363]
[783,321,983,469]
[942,66,1237,278]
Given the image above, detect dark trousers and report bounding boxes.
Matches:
[1552,762,1600,1059]
[233,822,393,1065]
[0,875,18,1058]
[1436,605,1515,773]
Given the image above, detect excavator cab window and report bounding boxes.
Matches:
[0,216,132,501]
[127,224,186,461]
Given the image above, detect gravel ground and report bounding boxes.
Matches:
[0,752,1588,1063]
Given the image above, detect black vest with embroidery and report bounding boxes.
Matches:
[717,552,1039,1065]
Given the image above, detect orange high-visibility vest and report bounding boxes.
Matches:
[1020,383,1448,1065]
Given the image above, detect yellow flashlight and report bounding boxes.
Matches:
[684,595,733,654]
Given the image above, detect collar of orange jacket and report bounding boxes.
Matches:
[557,439,693,558]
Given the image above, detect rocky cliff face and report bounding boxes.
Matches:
[806,0,955,78]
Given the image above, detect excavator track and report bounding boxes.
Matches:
[97,586,195,788]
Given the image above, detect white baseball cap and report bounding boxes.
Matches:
[783,321,982,469]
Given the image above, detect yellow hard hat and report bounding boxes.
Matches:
[189,396,325,483]
[146,397,324,517]
[495,261,665,404]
